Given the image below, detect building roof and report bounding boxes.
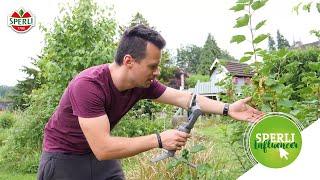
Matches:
[291,40,320,49]
[210,58,254,77]
[224,61,254,77]
[186,81,224,95]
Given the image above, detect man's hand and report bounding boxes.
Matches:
[160,130,191,150]
[229,97,264,123]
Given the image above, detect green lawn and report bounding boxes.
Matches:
[0,170,36,180]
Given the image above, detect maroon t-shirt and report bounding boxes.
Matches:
[43,64,166,154]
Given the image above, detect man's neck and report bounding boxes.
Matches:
[108,62,135,92]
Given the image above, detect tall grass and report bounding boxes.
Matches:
[121,118,253,179]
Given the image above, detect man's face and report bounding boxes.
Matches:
[130,43,161,88]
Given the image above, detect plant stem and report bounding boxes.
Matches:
[248,6,257,63]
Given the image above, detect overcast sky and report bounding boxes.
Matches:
[1,0,319,86]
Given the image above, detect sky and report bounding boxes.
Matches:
[1,0,319,86]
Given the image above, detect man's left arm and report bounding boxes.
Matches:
[154,87,264,122]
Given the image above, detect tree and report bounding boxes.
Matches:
[176,45,202,73]
[268,36,276,51]
[10,57,43,110]
[0,85,13,101]
[0,86,11,98]
[276,30,290,49]
[158,50,176,84]
[185,74,210,88]
[220,50,237,61]
[129,12,151,28]
[198,34,221,75]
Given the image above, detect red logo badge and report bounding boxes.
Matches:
[8,8,35,33]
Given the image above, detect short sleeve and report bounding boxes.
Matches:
[68,78,106,118]
[141,80,167,99]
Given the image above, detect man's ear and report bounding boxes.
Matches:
[122,55,135,68]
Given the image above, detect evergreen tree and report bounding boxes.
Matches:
[198,34,221,75]
[10,57,43,110]
[268,36,276,51]
[276,30,290,49]
[219,50,237,61]
[129,12,151,28]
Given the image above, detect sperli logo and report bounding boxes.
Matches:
[8,8,35,33]
[244,113,303,168]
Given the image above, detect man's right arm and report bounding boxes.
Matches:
[79,114,190,161]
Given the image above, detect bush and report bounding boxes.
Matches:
[0,112,14,129]
[186,74,210,88]
[0,100,53,173]
[0,129,9,146]
[112,115,172,137]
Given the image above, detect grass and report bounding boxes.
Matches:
[120,117,253,179]
[0,170,36,180]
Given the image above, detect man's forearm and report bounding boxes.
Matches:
[196,95,225,115]
[97,134,158,160]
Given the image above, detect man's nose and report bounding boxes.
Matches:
[153,67,161,76]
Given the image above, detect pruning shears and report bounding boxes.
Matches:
[151,93,202,168]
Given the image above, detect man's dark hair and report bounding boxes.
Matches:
[115,24,166,65]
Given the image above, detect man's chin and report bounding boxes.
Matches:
[138,81,152,88]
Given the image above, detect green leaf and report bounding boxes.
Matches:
[230,35,246,43]
[167,159,180,170]
[255,20,266,30]
[316,3,320,13]
[237,0,251,4]
[240,55,251,62]
[181,149,189,160]
[265,78,276,86]
[278,99,294,108]
[251,0,268,10]
[276,48,289,58]
[261,104,272,112]
[234,14,250,28]
[303,2,312,12]
[230,4,245,11]
[299,87,313,95]
[253,34,269,44]
[19,9,24,17]
[308,62,320,72]
[244,51,254,55]
[293,2,302,15]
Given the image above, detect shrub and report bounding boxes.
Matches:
[0,112,14,129]
[112,116,172,137]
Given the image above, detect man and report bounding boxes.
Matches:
[37,25,263,180]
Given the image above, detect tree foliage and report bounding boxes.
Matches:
[9,57,43,110]
[129,12,151,28]
[176,34,234,76]
[268,36,276,51]
[0,86,13,101]
[276,30,290,49]
[198,34,222,75]
[185,74,210,88]
[176,45,202,73]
